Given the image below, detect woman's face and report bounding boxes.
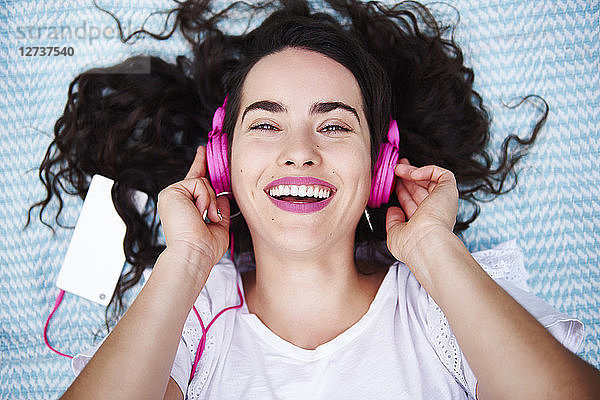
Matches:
[230,47,372,254]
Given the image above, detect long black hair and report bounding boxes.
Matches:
[26,0,547,329]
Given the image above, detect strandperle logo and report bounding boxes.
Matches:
[13,20,148,45]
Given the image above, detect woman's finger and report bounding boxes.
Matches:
[395,164,429,205]
[185,145,208,180]
[385,206,406,234]
[409,165,455,188]
[394,161,417,178]
[208,195,231,242]
[215,195,230,226]
[403,177,429,204]
[198,178,219,223]
[395,179,418,217]
[157,183,207,241]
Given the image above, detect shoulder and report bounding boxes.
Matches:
[202,256,240,297]
[192,255,241,320]
[142,255,240,316]
[392,239,553,334]
[174,256,243,395]
[392,240,584,395]
[386,240,533,395]
[469,239,530,289]
[393,239,531,303]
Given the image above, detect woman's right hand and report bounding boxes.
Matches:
[157,145,230,267]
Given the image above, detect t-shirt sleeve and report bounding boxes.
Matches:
[71,256,239,398]
[170,336,192,396]
[169,256,242,398]
[70,268,191,394]
[71,337,106,377]
[424,240,585,399]
[71,334,192,397]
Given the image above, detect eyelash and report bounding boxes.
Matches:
[320,124,351,133]
[249,123,351,133]
[250,123,280,131]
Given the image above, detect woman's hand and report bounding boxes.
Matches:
[385,158,458,266]
[157,145,230,267]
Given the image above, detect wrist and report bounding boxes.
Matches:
[153,245,216,295]
[402,228,468,289]
[401,225,456,264]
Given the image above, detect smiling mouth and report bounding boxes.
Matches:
[266,184,332,203]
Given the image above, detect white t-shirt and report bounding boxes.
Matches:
[72,241,584,399]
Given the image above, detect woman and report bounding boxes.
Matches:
[32,0,599,398]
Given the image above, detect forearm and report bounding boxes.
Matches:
[61,247,212,400]
[407,232,600,400]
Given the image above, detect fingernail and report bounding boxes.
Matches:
[217,209,223,222]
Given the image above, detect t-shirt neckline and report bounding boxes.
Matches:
[235,265,397,361]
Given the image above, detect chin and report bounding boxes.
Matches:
[245,217,329,253]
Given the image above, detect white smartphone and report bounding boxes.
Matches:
[56,174,147,306]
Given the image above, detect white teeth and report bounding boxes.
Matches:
[268,184,332,199]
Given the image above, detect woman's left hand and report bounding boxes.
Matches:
[385,158,459,265]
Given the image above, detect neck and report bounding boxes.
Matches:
[242,236,387,350]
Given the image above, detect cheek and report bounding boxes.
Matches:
[230,141,268,199]
[330,144,372,196]
[230,151,249,198]
[355,158,373,196]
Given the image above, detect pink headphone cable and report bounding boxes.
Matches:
[188,230,244,382]
[43,289,73,359]
[189,281,243,382]
[45,231,244,385]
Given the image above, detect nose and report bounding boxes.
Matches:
[277,127,322,168]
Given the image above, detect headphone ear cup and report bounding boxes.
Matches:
[207,132,232,196]
[206,134,219,189]
[368,119,400,208]
[217,133,232,194]
[206,97,233,198]
[368,143,399,208]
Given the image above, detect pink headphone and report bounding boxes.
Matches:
[206,97,400,208]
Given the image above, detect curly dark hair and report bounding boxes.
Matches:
[26,0,547,329]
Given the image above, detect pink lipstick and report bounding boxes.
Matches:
[264,177,336,214]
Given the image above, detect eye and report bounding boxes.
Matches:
[250,123,280,131]
[319,124,351,134]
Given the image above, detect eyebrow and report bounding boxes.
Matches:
[241,100,361,125]
[310,102,361,125]
[241,101,287,122]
